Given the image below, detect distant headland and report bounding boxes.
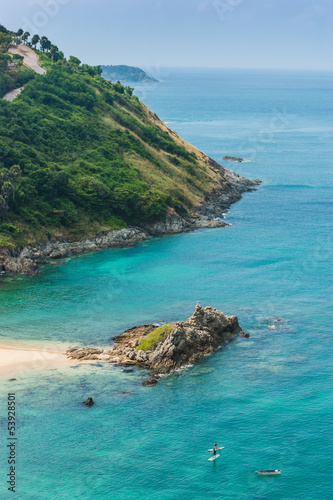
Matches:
[101,65,158,83]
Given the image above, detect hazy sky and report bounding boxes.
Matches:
[1,0,332,70]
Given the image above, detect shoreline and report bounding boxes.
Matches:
[0,342,75,378]
[0,168,260,275]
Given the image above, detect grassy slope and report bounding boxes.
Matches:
[0,49,224,250]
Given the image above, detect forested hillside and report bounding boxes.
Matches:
[0,26,224,250]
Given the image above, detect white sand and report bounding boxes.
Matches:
[0,343,74,378]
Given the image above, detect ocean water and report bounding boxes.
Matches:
[0,69,332,499]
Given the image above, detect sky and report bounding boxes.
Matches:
[1,0,332,70]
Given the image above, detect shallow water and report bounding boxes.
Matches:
[0,68,332,499]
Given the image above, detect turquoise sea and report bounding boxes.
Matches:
[0,69,332,499]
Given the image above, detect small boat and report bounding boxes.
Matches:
[208,454,220,461]
[255,469,281,476]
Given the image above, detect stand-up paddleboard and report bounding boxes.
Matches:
[208,447,224,452]
[208,454,220,461]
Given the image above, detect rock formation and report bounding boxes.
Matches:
[67,306,242,384]
[143,306,241,373]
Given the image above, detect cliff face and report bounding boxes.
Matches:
[67,306,242,382]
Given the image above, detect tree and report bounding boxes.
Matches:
[50,45,61,62]
[0,169,14,211]
[1,181,13,201]
[50,45,60,62]
[113,81,125,94]
[9,165,21,201]
[125,86,134,96]
[69,56,81,67]
[0,32,13,51]
[22,32,30,45]
[0,195,6,213]
[16,29,23,38]
[31,34,40,49]
[40,36,49,52]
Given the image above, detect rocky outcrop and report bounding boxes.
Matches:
[197,160,260,219]
[2,255,39,274]
[144,306,241,373]
[67,348,104,360]
[66,306,242,383]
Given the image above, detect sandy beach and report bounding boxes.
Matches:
[0,343,74,378]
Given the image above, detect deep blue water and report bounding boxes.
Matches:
[0,69,332,499]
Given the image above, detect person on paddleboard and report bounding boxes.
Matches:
[213,442,218,456]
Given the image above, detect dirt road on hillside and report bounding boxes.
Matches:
[8,44,46,75]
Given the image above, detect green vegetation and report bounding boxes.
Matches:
[136,324,175,351]
[101,65,158,83]
[0,26,34,97]
[0,26,221,249]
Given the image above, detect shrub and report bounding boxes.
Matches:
[136,323,175,351]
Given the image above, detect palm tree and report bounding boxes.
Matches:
[31,34,40,49]
[22,32,30,45]
[50,44,59,62]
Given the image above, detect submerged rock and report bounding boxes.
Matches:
[83,397,94,407]
[142,378,159,386]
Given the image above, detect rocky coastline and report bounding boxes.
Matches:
[0,167,260,275]
[67,306,244,385]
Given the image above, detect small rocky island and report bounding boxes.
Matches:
[223,156,248,162]
[67,306,244,385]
